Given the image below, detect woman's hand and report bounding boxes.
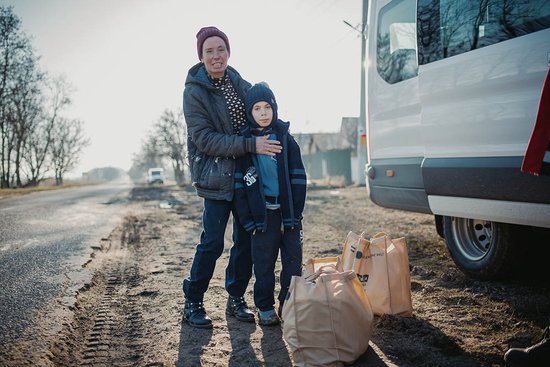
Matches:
[255,135,282,156]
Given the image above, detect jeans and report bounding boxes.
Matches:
[183,198,252,303]
[251,209,303,311]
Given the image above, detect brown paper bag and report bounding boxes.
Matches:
[282,266,374,367]
[341,231,413,317]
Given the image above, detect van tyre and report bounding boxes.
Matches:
[442,216,521,280]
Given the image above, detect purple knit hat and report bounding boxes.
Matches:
[196,26,230,60]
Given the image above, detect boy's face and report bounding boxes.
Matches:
[251,101,273,128]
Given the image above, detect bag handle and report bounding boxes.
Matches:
[372,232,387,239]
[357,231,390,240]
[319,270,357,283]
[305,264,338,282]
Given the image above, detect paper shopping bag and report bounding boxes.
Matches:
[341,231,413,316]
[282,266,374,367]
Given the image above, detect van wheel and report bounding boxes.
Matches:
[442,216,519,280]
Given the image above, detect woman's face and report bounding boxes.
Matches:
[251,101,273,128]
[201,36,229,78]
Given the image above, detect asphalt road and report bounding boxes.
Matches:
[0,183,132,348]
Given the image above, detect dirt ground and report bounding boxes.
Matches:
[2,184,549,366]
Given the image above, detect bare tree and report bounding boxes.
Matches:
[154,108,187,185]
[22,75,72,186]
[50,118,90,185]
[0,6,31,187]
[8,49,43,186]
[23,118,51,185]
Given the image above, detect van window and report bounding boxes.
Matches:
[418,0,550,64]
[377,0,418,84]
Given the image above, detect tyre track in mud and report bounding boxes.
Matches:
[78,264,143,365]
[46,185,203,366]
[54,215,148,366]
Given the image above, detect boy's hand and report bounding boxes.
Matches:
[255,135,282,156]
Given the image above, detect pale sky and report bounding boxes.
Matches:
[4,0,363,175]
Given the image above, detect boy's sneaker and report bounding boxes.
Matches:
[258,309,281,326]
[504,326,550,366]
[184,300,212,329]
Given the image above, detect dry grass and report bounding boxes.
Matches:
[0,180,95,199]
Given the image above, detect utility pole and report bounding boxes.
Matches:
[344,0,368,185]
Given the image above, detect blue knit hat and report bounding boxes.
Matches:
[245,82,278,128]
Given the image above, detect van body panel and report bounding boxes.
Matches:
[367,157,430,213]
[419,29,550,159]
[422,156,550,204]
[428,196,550,229]
[371,186,431,213]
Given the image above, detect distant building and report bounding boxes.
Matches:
[294,117,364,186]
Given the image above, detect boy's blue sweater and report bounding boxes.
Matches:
[255,132,279,199]
[234,119,307,233]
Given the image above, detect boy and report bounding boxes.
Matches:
[233,82,307,326]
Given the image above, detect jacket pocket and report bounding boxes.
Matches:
[193,154,225,190]
[204,156,223,189]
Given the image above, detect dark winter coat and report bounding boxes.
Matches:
[234,120,307,233]
[183,63,252,201]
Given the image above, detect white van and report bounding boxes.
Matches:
[147,168,164,185]
[365,0,550,279]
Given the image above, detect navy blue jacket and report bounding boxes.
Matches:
[234,120,307,233]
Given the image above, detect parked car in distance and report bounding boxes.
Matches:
[147,168,164,185]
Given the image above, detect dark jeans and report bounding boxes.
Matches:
[251,209,303,311]
[182,198,252,303]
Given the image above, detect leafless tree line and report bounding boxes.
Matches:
[0,6,89,188]
[129,108,187,186]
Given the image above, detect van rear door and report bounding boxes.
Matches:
[366,0,428,213]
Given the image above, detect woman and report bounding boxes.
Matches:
[182,26,282,329]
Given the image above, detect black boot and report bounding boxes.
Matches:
[226,296,255,322]
[505,326,550,366]
[184,300,212,329]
